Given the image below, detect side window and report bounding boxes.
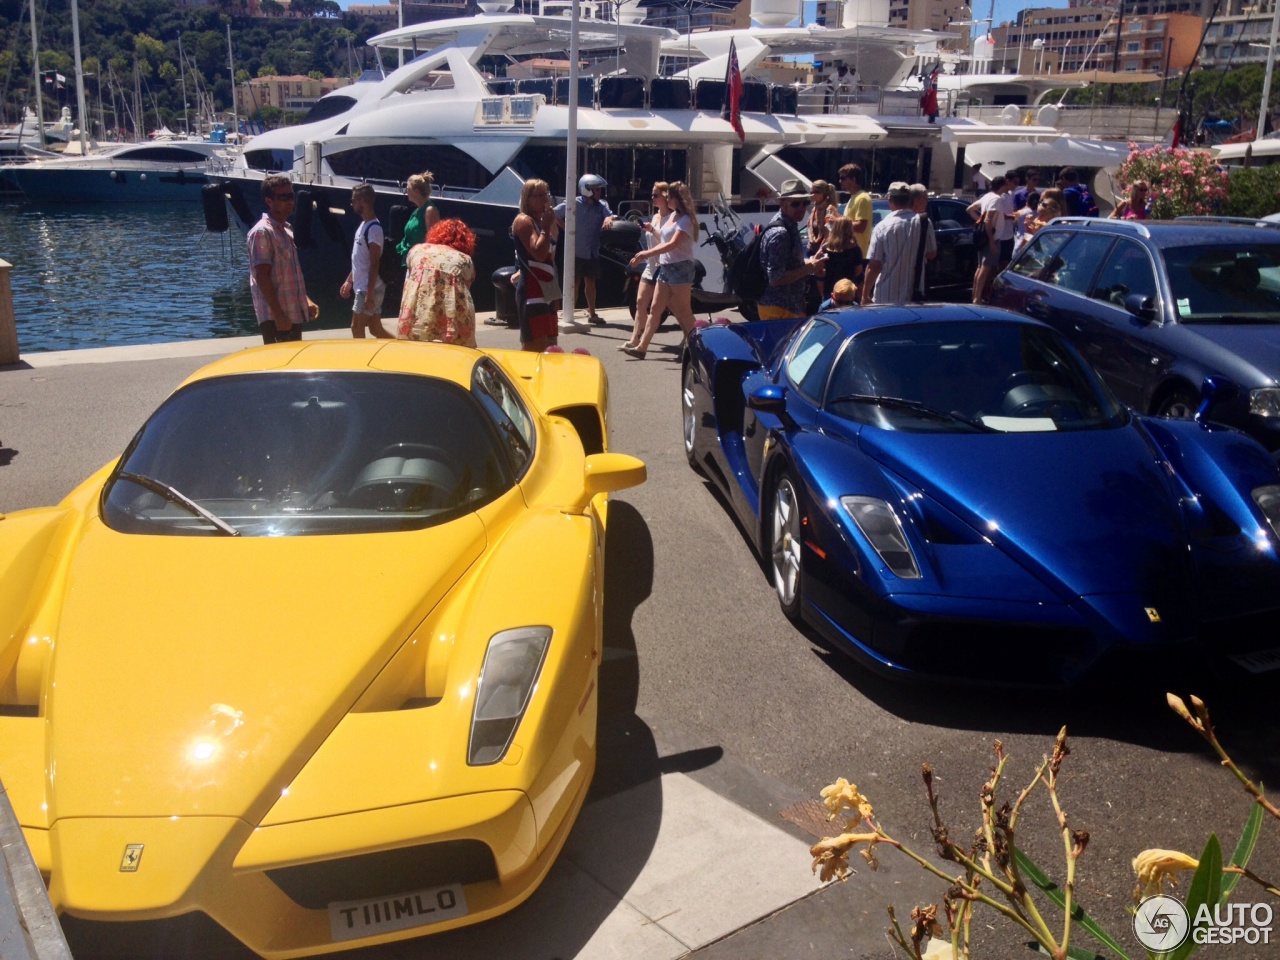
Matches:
[786,319,842,402]
[930,199,969,227]
[1045,233,1115,294]
[1010,232,1073,280]
[471,359,534,472]
[1090,238,1158,308]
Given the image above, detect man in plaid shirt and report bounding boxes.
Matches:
[248,174,319,344]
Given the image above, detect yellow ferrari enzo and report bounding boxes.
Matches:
[0,340,645,958]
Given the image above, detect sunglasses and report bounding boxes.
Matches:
[785,199,809,207]
[270,192,295,201]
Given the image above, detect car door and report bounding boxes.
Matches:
[926,198,976,298]
[1080,237,1170,409]
[743,319,841,485]
[999,231,1115,355]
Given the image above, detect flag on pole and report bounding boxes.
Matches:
[721,38,744,143]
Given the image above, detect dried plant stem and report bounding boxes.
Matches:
[1223,864,1280,897]
[1169,694,1280,820]
[1045,762,1077,953]
[880,834,1056,949]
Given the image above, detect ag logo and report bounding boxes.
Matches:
[1134,894,1190,950]
[120,843,144,873]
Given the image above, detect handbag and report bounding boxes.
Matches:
[972,221,989,250]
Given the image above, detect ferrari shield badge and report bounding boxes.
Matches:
[1145,607,1162,623]
[120,844,144,872]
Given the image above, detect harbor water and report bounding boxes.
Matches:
[0,201,355,354]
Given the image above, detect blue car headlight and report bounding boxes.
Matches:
[468,626,552,766]
[1252,485,1280,539]
[840,496,921,580]
[1249,388,1280,418]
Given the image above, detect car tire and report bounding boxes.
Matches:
[769,473,804,622]
[681,362,705,475]
[1154,385,1198,420]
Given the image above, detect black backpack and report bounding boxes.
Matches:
[727,222,785,303]
[359,218,404,285]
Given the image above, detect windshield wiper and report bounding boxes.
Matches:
[827,394,998,433]
[117,471,240,536]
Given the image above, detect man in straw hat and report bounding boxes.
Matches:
[757,178,828,320]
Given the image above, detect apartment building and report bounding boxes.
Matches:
[1199,0,1279,67]
[237,74,353,114]
[993,5,1199,74]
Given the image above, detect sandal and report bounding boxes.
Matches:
[621,345,647,359]
[618,341,640,351]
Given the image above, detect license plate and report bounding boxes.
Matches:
[1228,646,1280,674]
[328,884,468,941]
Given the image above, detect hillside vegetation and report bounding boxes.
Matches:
[0,0,389,133]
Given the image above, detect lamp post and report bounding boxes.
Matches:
[1032,37,1044,75]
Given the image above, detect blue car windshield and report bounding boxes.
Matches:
[101,371,514,536]
[824,320,1124,433]
[1163,244,1280,324]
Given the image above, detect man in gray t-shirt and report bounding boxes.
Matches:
[555,175,615,326]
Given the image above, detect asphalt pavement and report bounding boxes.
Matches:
[3,307,1279,960]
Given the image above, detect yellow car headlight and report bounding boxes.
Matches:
[468,626,552,766]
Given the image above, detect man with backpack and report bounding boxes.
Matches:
[1057,167,1099,217]
[340,183,394,339]
[756,179,828,319]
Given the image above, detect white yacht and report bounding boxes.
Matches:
[1,136,232,203]
[211,0,1139,305]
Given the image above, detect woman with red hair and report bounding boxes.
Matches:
[398,218,478,347]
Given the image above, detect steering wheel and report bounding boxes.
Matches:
[997,371,1051,392]
[347,444,457,511]
[348,477,453,511]
[374,442,451,462]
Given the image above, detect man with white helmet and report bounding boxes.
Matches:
[555,173,615,331]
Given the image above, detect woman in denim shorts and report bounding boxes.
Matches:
[625,181,699,359]
[623,182,671,352]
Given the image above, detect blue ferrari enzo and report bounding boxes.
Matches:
[682,305,1280,683]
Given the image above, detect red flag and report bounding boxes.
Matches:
[721,38,745,143]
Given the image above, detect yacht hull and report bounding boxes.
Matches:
[7,165,208,202]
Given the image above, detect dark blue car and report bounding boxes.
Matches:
[682,306,1280,683]
[989,217,1280,454]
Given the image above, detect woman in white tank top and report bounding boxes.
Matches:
[625,181,699,359]
[623,182,672,352]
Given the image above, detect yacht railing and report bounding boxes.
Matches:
[793,83,926,118]
[948,100,1171,141]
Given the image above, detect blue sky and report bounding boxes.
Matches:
[333,0,1033,29]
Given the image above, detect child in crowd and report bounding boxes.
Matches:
[819,278,858,311]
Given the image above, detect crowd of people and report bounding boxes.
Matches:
[244,160,1129,351]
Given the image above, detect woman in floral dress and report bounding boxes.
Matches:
[398,219,478,347]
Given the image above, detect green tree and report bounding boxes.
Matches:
[159,61,178,83]
[134,33,166,64]
[257,64,277,77]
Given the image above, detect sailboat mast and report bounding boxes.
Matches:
[227,23,238,140]
[179,36,189,136]
[27,0,45,149]
[70,0,89,151]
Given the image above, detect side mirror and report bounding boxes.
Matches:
[1196,376,1239,423]
[747,383,787,415]
[1123,293,1158,323]
[572,453,647,513]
